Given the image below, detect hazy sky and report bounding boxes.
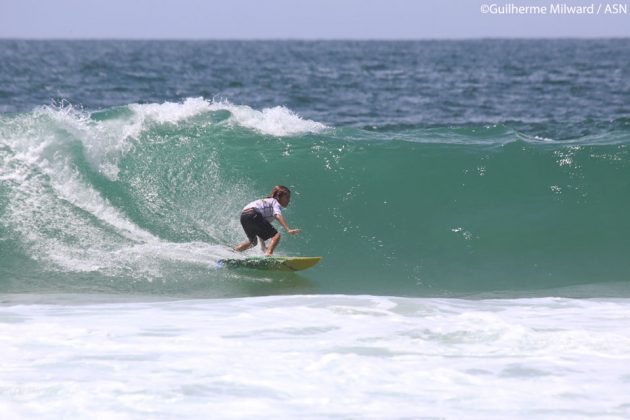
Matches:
[1,0,629,39]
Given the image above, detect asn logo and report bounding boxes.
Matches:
[604,3,628,14]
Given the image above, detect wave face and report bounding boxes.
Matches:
[1,99,629,297]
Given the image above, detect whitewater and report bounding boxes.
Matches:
[2,295,630,419]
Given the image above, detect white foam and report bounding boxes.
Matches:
[1,106,204,277]
[39,99,213,180]
[1,296,629,419]
[42,99,326,178]
[209,101,327,136]
[128,97,212,125]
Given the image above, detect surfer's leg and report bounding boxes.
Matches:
[234,240,254,252]
[234,235,258,252]
[265,232,281,256]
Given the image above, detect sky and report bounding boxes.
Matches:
[1,0,629,39]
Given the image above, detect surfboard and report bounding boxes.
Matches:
[217,256,322,272]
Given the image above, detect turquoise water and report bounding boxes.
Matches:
[1,98,628,297]
[1,40,630,418]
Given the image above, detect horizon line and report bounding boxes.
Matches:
[1,35,629,42]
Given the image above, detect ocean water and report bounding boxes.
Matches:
[1,39,630,418]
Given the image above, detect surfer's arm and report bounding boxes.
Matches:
[274,214,300,235]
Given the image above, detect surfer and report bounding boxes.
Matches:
[234,185,301,256]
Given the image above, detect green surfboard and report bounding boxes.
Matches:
[217,256,322,272]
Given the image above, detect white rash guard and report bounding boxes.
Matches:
[243,198,283,223]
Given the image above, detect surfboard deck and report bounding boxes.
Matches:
[217,256,322,272]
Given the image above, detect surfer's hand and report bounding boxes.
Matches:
[288,229,301,235]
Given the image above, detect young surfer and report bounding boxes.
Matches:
[234,185,301,256]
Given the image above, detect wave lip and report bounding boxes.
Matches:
[124,97,328,137]
[208,100,328,136]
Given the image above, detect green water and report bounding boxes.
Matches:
[1,104,628,297]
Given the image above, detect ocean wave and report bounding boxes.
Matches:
[1,101,629,297]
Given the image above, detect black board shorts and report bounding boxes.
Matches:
[240,210,278,243]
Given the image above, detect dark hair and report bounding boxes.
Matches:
[269,185,291,200]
